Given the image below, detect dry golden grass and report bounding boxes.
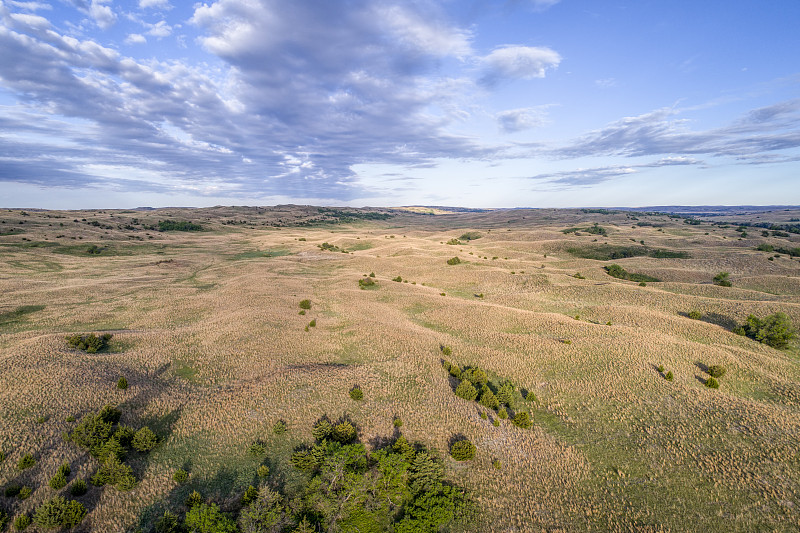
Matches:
[1,206,799,532]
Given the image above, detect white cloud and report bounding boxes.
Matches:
[496,106,551,133]
[379,4,471,59]
[89,0,116,29]
[139,0,170,8]
[8,1,52,10]
[147,20,171,37]
[481,45,561,85]
[125,33,146,44]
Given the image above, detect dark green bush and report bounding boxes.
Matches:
[184,503,238,533]
[13,514,31,531]
[48,463,70,490]
[738,312,796,349]
[69,480,87,496]
[393,418,403,428]
[446,238,461,245]
[173,469,189,484]
[708,365,726,378]
[33,496,86,529]
[241,485,259,506]
[441,345,452,356]
[705,377,719,389]
[459,231,482,241]
[312,419,333,441]
[497,408,508,419]
[446,257,461,265]
[332,421,357,443]
[392,276,403,282]
[273,420,287,435]
[604,264,660,283]
[257,465,270,478]
[496,382,514,407]
[461,367,488,386]
[116,377,128,390]
[155,511,179,533]
[18,486,32,500]
[132,427,158,452]
[248,443,266,456]
[688,310,702,320]
[17,453,35,470]
[478,386,499,410]
[450,440,476,461]
[349,386,364,401]
[665,371,674,381]
[91,455,136,490]
[657,365,665,373]
[511,411,532,429]
[299,299,311,310]
[713,272,732,287]
[186,490,203,508]
[156,220,202,232]
[455,380,478,401]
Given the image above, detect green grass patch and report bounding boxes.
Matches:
[7,259,64,272]
[0,305,45,329]
[229,247,292,261]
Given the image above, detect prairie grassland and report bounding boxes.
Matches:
[1,206,799,532]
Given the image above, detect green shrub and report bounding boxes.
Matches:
[657,365,665,373]
[450,440,476,461]
[113,425,135,447]
[604,264,660,283]
[705,377,720,389]
[525,390,537,402]
[184,503,238,533]
[738,312,796,349]
[441,345,452,356]
[496,382,514,407]
[132,426,158,452]
[358,277,375,289]
[17,453,35,470]
[18,486,32,500]
[298,310,306,315]
[479,411,488,420]
[497,408,508,419]
[173,469,189,484]
[492,460,502,470]
[116,377,128,390]
[688,310,702,320]
[459,231,482,241]
[241,485,259,506]
[478,386,499,410]
[186,490,204,508]
[273,420,287,435]
[393,418,403,428]
[312,419,333,441]
[708,365,726,378]
[48,464,70,490]
[33,496,86,529]
[308,319,316,328]
[492,418,500,427]
[392,276,403,282]
[155,511,180,533]
[446,238,461,245]
[249,443,266,456]
[332,421,356,443]
[461,367,488,386]
[65,332,112,353]
[665,371,674,381]
[257,465,270,478]
[446,257,461,265]
[69,480,87,496]
[349,386,364,401]
[14,514,31,531]
[156,220,203,232]
[713,272,732,287]
[455,380,478,401]
[91,455,136,490]
[512,411,532,429]
[299,299,311,310]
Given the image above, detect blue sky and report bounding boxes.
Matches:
[1,0,799,209]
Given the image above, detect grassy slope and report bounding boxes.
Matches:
[0,207,799,531]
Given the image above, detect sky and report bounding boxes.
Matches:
[1,0,799,209]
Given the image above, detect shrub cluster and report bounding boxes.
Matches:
[450,440,476,461]
[358,277,376,289]
[442,357,532,429]
[446,257,461,265]
[604,264,660,283]
[66,332,112,353]
[48,462,71,490]
[33,496,86,529]
[733,312,796,349]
